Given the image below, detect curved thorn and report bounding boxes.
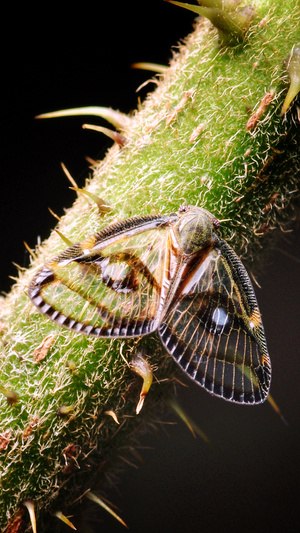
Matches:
[82,124,127,147]
[48,207,61,221]
[23,500,37,533]
[36,106,129,130]
[129,353,153,414]
[0,385,19,405]
[87,491,128,528]
[57,405,74,417]
[168,398,210,443]
[281,45,300,115]
[69,187,112,215]
[24,241,36,259]
[131,62,167,73]
[104,410,120,424]
[267,393,288,426]
[55,230,74,247]
[61,163,79,191]
[166,1,254,45]
[54,511,77,530]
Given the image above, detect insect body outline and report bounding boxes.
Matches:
[29,205,271,405]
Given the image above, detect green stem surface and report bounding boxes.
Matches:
[0,1,299,530]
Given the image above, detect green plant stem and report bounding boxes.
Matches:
[0,1,299,530]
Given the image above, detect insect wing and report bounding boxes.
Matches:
[29,219,169,337]
[159,243,271,404]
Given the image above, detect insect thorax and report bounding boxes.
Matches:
[174,206,218,255]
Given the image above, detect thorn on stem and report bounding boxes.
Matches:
[82,124,127,147]
[55,230,74,247]
[87,491,128,528]
[57,405,74,417]
[104,410,120,424]
[166,1,255,46]
[129,353,153,414]
[48,207,61,221]
[281,45,300,115]
[168,397,210,443]
[36,106,129,130]
[69,187,112,215]
[24,241,36,259]
[23,500,37,533]
[131,62,167,73]
[267,393,288,426]
[0,385,19,405]
[54,511,77,530]
[61,162,79,191]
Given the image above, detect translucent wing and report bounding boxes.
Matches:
[159,241,271,404]
[29,215,170,337]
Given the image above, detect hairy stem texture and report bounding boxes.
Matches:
[0,1,299,531]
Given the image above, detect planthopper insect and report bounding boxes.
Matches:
[28,205,271,404]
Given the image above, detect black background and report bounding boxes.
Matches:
[1,2,299,532]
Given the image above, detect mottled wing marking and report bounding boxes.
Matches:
[29,225,168,337]
[29,207,271,405]
[159,246,271,404]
